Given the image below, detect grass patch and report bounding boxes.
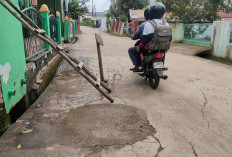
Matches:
[197,51,232,66]
[209,56,232,66]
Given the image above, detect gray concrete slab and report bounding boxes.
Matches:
[170,43,211,56]
[0,26,232,157]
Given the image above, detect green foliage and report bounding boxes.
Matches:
[105,12,111,31]
[108,4,119,20]
[69,0,89,19]
[82,18,94,28]
[158,0,232,23]
[119,14,127,22]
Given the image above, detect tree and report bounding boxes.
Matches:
[107,0,149,21]
[158,0,232,23]
[119,14,128,22]
[69,0,89,19]
[105,11,112,31]
[108,3,120,20]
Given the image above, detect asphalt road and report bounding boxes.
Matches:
[1,26,232,157]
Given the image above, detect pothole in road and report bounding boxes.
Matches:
[60,104,156,152]
[15,104,155,152]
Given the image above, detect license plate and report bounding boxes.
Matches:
[153,62,164,69]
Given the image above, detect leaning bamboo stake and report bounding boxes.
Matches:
[0,0,114,102]
[95,33,107,83]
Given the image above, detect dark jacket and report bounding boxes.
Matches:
[131,22,147,40]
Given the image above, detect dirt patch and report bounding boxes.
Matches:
[60,104,155,152]
[15,104,155,152]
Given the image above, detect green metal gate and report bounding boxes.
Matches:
[49,14,58,43]
[22,7,45,60]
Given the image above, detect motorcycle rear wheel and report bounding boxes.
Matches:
[149,70,160,89]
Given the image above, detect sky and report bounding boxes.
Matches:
[86,0,111,12]
[86,0,155,13]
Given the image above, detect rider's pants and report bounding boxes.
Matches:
[128,46,142,66]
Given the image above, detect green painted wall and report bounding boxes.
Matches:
[182,39,211,47]
[169,22,212,47]
[40,12,51,50]
[57,16,62,44]
[182,23,212,47]
[64,19,70,42]
[73,22,76,35]
[0,0,27,113]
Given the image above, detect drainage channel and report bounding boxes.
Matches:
[196,50,232,66]
[0,100,25,136]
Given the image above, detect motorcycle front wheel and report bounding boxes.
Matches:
[149,70,160,89]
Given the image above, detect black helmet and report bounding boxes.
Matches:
[149,2,166,19]
[144,7,150,20]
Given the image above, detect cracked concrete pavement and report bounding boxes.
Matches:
[1,26,232,157]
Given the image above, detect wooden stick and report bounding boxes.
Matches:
[95,33,107,83]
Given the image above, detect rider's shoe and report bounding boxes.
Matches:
[130,66,138,71]
[133,66,143,72]
[163,67,168,71]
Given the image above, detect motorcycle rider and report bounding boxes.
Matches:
[131,7,150,41]
[139,3,170,60]
[128,7,150,72]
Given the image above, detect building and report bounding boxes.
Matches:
[218,11,232,20]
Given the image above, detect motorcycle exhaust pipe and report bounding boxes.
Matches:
[160,75,168,80]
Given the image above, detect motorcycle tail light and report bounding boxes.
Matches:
[156,53,163,59]
[140,54,144,60]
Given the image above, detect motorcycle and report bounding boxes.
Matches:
[138,51,168,89]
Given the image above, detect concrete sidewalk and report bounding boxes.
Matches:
[1,26,232,157]
[170,43,211,56]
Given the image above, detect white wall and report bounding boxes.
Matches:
[170,23,184,43]
[100,17,107,31]
[212,20,232,60]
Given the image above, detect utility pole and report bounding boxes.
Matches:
[118,0,121,17]
[92,0,94,17]
[94,4,96,17]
